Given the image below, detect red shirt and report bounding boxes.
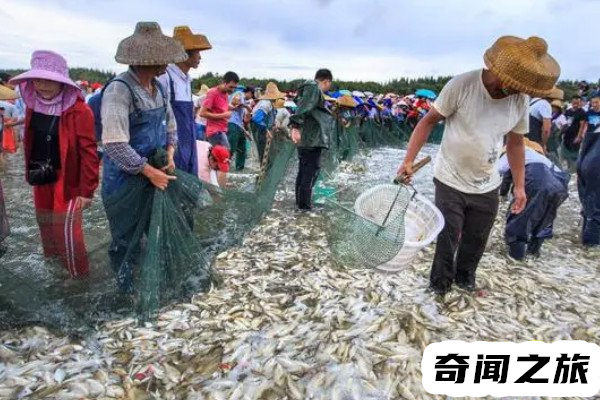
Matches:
[204,87,229,137]
[24,98,100,200]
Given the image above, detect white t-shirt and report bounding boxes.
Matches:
[433,69,529,194]
[529,98,552,121]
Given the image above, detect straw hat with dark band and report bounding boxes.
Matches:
[484,36,560,97]
[0,84,19,100]
[260,82,285,100]
[337,95,357,108]
[116,22,188,66]
[173,25,212,51]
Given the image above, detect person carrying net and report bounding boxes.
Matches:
[99,22,185,293]
[396,36,560,296]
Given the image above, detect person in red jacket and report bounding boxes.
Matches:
[10,50,99,278]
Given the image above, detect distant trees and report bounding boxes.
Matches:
[0,67,596,99]
[0,68,115,84]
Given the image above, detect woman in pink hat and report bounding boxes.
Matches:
[9,50,100,278]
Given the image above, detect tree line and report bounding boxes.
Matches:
[1,68,596,99]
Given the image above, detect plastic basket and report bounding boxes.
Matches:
[354,186,444,272]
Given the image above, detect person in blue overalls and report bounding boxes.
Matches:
[100,22,188,293]
[158,26,212,176]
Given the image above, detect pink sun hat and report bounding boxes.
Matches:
[9,50,82,114]
[10,50,79,88]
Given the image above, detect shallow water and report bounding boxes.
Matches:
[1,143,600,399]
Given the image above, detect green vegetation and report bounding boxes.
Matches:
[0,68,115,84]
[1,67,596,99]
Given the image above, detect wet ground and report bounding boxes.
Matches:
[1,144,599,399]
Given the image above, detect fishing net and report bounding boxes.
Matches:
[0,108,437,331]
[326,183,412,269]
[101,149,215,321]
[0,133,295,331]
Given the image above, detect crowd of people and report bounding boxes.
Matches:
[0,23,599,300]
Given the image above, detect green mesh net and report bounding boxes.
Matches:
[0,112,441,331]
[326,183,412,269]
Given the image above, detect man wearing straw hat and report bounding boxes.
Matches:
[527,86,563,149]
[290,69,335,211]
[157,26,211,176]
[397,36,560,295]
[251,82,285,161]
[100,21,187,292]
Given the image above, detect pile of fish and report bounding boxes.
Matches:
[1,152,600,399]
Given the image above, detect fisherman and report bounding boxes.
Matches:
[226,90,251,171]
[498,138,569,259]
[290,69,335,211]
[199,72,240,149]
[561,95,587,172]
[577,94,600,246]
[251,82,285,161]
[158,26,212,175]
[194,84,209,140]
[9,50,100,278]
[396,36,560,295]
[527,94,552,148]
[196,141,230,187]
[100,22,186,293]
[274,98,291,136]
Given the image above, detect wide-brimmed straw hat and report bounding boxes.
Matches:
[10,50,79,90]
[274,98,285,109]
[0,84,19,100]
[173,25,212,51]
[196,84,209,97]
[260,82,285,100]
[337,95,357,108]
[547,86,564,101]
[115,22,188,66]
[551,99,564,109]
[484,36,560,97]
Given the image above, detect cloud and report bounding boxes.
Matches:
[1,0,598,81]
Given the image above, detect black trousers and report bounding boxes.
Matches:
[430,179,499,292]
[295,147,322,210]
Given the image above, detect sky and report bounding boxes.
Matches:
[0,0,598,82]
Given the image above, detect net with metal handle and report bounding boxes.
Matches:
[326,156,431,269]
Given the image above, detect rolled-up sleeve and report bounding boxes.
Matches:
[104,142,147,175]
